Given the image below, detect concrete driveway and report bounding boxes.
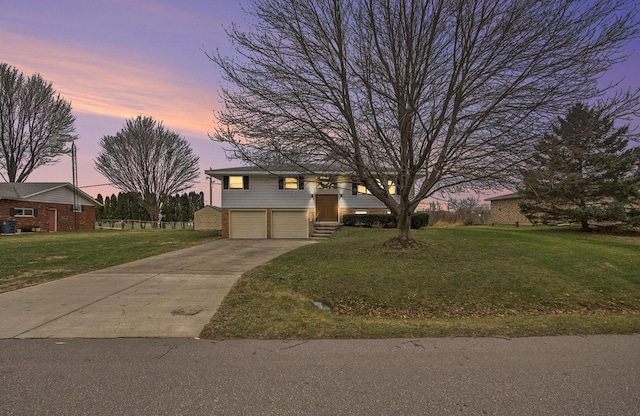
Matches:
[0,239,312,339]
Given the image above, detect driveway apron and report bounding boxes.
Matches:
[0,239,312,339]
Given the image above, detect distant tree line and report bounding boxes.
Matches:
[95,191,204,222]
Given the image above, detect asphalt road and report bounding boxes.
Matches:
[1,335,638,415]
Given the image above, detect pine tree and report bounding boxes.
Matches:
[95,194,104,220]
[518,103,640,231]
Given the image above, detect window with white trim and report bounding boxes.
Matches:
[11,208,35,217]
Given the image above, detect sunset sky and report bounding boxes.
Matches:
[1,0,639,206]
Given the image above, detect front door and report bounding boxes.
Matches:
[316,195,338,222]
[48,209,57,232]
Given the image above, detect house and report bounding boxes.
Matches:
[486,192,531,226]
[205,166,400,239]
[0,182,101,232]
[193,205,222,231]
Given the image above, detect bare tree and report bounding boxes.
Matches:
[0,63,77,182]
[95,116,200,223]
[209,0,639,245]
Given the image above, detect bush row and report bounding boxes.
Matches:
[342,213,429,229]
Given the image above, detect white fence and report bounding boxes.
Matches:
[95,220,194,230]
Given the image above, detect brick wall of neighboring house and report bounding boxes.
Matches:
[221,208,230,238]
[0,200,96,231]
[266,209,272,239]
[490,198,531,226]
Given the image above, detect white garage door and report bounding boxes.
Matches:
[272,210,308,239]
[230,210,267,239]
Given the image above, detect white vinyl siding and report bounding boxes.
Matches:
[272,210,308,239]
[339,181,391,209]
[229,210,267,239]
[222,176,314,209]
[219,174,401,210]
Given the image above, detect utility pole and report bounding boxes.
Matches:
[71,142,80,230]
[208,168,213,207]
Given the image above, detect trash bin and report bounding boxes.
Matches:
[1,220,17,234]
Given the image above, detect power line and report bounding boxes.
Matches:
[79,183,113,188]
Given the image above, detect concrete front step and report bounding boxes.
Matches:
[311,223,340,239]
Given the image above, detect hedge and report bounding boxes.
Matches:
[342,212,429,229]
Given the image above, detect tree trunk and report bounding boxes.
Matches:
[581,219,589,232]
[396,208,412,246]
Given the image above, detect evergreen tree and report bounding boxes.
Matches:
[518,103,640,231]
[95,194,104,220]
[179,193,191,222]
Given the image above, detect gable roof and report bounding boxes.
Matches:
[205,163,413,180]
[485,192,521,202]
[205,163,353,178]
[195,205,222,213]
[0,182,101,206]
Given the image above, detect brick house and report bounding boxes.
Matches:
[486,192,531,226]
[0,183,100,232]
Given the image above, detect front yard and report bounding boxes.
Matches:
[202,226,640,339]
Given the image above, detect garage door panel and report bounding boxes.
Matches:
[272,210,308,239]
[230,210,267,239]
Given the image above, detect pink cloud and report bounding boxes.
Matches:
[0,29,221,140]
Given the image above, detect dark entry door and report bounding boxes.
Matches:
[48,209,57,232]
[315,195,338,222]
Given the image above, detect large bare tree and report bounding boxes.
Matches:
[0,63,77,182]
[95,116,200,223]
[210,0,639,245]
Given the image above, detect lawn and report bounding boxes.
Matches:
[201,226,640,339]
[0,229,220,293]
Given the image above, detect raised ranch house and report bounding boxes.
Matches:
[0,182,100,232]
[205,166,401,239]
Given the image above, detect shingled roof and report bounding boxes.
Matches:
[0,182,100,206]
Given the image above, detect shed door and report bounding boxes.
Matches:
[316,195,338,222]
[272,210,308,239]
[229,210,267,239]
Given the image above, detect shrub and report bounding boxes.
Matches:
[411,212,429,229]
[342,214,397,228]
[342,212,429,229]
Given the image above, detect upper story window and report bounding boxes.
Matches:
[279,177,304,190]
[11,207,36,217]
[223,175,249,189]
[352,179,398,195]
[316,176,337,190]
[355,184,371,195]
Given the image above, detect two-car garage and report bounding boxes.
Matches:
[229,209,309,239]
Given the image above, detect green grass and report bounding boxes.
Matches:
[201,226,640,339]
[0,229,220,293]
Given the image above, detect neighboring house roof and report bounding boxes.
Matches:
[0,182,101,206]
[485,192,521,202]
